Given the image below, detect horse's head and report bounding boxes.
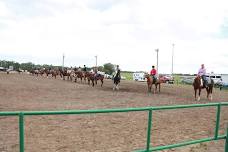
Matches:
[144,73,152,83]
[144,73,149,79]
[193,76,201,87]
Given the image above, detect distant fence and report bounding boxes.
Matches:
[0,102,228,152]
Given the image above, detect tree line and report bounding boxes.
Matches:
[0,60,116,75]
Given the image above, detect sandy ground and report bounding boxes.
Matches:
[0,73,227,152]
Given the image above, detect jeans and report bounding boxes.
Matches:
[201,75,207,86]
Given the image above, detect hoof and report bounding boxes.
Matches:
[197,97,200,101]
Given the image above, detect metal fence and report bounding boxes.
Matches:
[0,102,228,152]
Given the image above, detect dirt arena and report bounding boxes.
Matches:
[0,73,228,152]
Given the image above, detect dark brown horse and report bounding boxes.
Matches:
[193,76,214,101]
[145,74,161,94]
[30,69,39,76]
[50,69,60,79]
[95,74,104,87]
[74,71,84,83]
[84,72,95,87]
[59,68,71,80]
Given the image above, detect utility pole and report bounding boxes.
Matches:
[172,43,174,75]
[155,49,159,75]
[62,53,65,70]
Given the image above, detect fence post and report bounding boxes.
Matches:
[146,110,152,152]
[225,123,228,152]
[19,113,24,152]
[214,103,221,139]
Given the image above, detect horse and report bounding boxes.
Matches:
[113,74,121,91]
[74,70,84,83]
[95,74,104,87]
[193,76,214,101]
[50,69,60,79]
[84,72,95,87]
[44,68,51,77]
[144,74,161,94]
[30,69,39,76]
[59,68,71,80]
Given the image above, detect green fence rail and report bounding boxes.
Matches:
[0,102,228,152]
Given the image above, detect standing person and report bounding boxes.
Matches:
[198,64,207,87]
[113,65,121,90]
[150,65,157,82]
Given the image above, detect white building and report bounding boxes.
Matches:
[133,72,146,81]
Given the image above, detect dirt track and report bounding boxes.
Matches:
[0,73,228,152]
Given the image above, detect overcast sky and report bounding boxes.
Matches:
[0,0,228,74]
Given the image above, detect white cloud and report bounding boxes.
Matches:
[0,0,228,73]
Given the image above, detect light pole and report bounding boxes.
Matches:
[172,44,174,75]
[62,53,65,70]
[155,49,159,75]
[95,55,97,67]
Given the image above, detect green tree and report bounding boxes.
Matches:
[20,62,35,71]
[103,63,115,75]
[98,66,104,71]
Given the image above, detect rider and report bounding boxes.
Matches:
[78,66,82,71]
[198,64,207,87]
[150,65,157,82]
[113,65,121,90]
[114,65,121,78]
[94,67,98,77]
[83,65,87,72]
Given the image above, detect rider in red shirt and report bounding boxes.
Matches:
[150,65,157,81]
[150,65,157,75]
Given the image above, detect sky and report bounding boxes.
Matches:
[0,0,228,74]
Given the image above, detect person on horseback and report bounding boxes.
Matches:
[83,65,87,72]
[78,66,82,71]
[113,65,121,90]
[150,65,157,83]
[94,67,98,77]
[198,64,207,88]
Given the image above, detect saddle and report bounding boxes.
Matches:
[199,76,210,88]
[150,75,157,84]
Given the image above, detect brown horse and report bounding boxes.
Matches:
[84,72,95,87]
[50,69,60,79]
[193,76,214,101]
[74,71,84,83]
[95,74,104,87]
[145,74,161,94]
[59,68,71,80]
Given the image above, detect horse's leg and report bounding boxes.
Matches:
[116,82,119,90]
[152,84,155,94]
[206,87,209,99]
[158,83,161,92]
[209,86,213,101]
[155,84,158,93]
[198,88,201,101]
[88,79,90,85]
[194,89,197,101]
[113,82,116,90]
[92,79,94,87]
[147,85,150,94]
[101,79,103,87]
